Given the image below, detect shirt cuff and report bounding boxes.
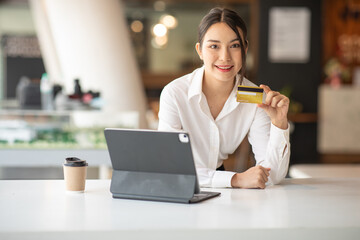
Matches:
[269,122,290,149]
[211,171,236,188]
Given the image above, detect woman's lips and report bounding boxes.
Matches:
[215,65,234,72]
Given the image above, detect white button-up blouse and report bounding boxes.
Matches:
[158,66,290,188]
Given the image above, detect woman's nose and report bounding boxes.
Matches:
[220,47,231,61]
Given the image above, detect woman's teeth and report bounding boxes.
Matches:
[216,66,232,69]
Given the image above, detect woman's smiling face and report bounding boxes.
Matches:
[196,22,246,84]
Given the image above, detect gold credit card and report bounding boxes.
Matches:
[237,85,264,104]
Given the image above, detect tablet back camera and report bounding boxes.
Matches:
[178,133,189,143]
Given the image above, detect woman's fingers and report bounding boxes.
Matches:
[260,166,270,182]
[260,84,289,108]
[271,94,283,108]
[264,90,277,105]
[277,96,290,107]
[258,165,271,174]
[258,84,290,129]
[266,91,285,107]
[255,166,271,187]
[231,166,271,189]
[257,179,266,189]
[259,84,271,94]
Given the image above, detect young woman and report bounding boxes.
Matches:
[158,7,290,189]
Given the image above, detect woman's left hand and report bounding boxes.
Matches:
[257,84,289,130]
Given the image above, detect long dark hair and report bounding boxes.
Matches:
[198,7,248,83]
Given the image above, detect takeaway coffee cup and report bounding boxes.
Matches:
[63,157,88,192]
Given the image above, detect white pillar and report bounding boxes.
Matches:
[30,0,148,128]
[29,0,62,84]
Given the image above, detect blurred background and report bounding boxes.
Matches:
[0,0,359,179]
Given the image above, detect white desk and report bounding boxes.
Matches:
[289,164,360,178]
[0,178,359,240]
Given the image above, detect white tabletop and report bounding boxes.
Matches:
[289,164,360,178]
[1,178,359,240]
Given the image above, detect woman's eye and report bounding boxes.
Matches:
[209,45,218,49]
[230,43,240,48]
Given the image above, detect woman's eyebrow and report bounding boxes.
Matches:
[206,38,240,43]
[206,39,220,43]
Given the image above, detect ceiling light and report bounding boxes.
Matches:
[160,15,178,29]
[152,23,167,37]
[130,20,143,33]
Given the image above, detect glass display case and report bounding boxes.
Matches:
[0,110,138,149]
[0,109,138,179]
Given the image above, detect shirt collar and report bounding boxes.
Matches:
[215,74,241,121]
[232,74,241,98]
[187,66,242,103]
[188,66,205,101]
